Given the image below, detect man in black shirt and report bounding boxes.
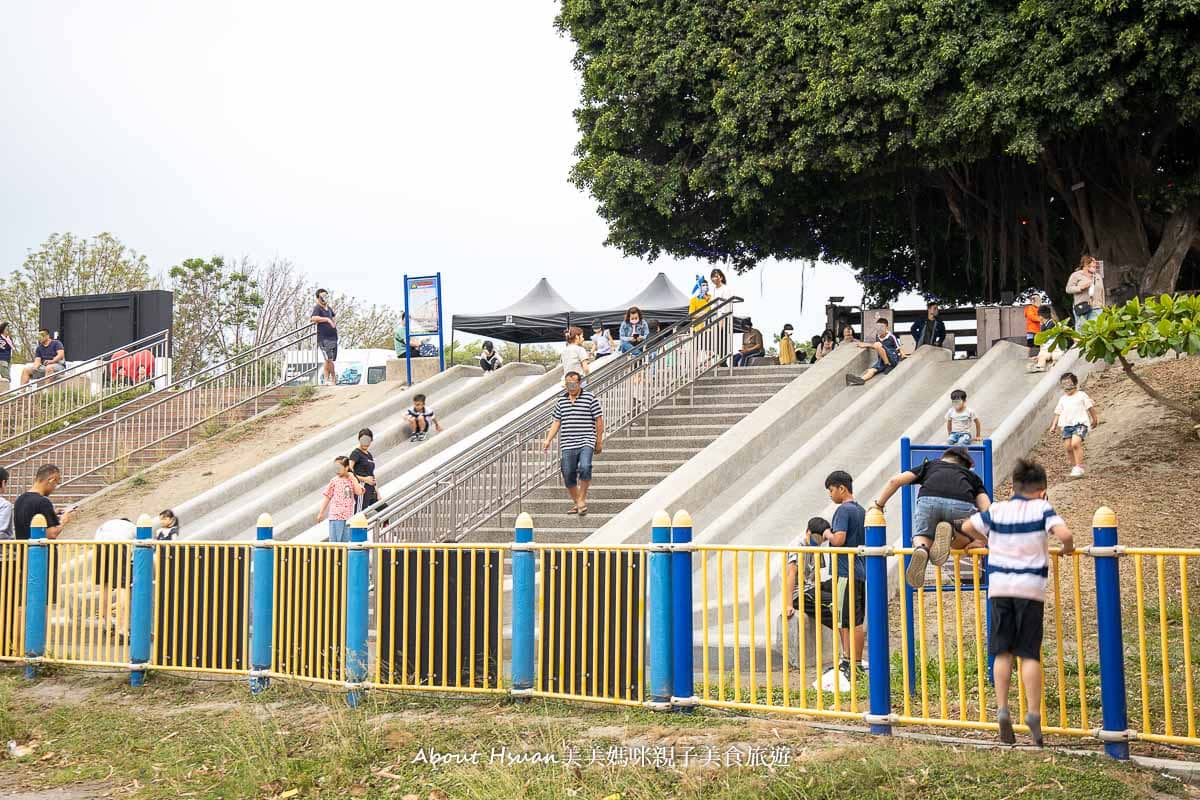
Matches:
[14,464,73,540]
[310,288,338,386]
[873,447,990,588]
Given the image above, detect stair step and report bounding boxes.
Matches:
[520,499,639,515]
[589,461,688,473]
[525,483,666,499]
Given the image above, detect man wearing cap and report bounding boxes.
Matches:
[871,447,992,588]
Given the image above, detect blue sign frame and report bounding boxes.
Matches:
[402,273,446,385]
[899,436,995,695]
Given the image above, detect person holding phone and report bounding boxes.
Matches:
[619,306,650,356]
[14,464,74,539]
[1065,255,1106,332]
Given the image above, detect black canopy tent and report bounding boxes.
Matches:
[577,272,691,330]
[450,274,749,365]
[451,277,580,345]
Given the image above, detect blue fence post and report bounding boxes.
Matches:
[671,510,695,712]
[647,510,673,710]
[511,512,535,701]
[865,506,892,734]
[346,514,370,708]
[250,512,275,695]
[899,436,917,696]
[1093,506,1130,760]
[129,514,155,688]
[23,514,50,680]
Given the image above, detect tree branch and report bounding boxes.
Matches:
[1117,354,1199,422]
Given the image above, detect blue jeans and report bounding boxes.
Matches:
[913,496,977,541]
[619,341,643,357]
[733,348,764,367]
[560,446,595,489]
[328,519,350,543]
[1074,308,1101,332]
[947,431,973,446]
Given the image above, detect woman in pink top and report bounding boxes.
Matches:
[316,456,363,542]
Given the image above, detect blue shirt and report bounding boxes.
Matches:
[311,304,337,340]
[35,339,63,363]
[831,500,866,580]
[619,320,649,345]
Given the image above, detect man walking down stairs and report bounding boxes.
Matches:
[469,364,807,545]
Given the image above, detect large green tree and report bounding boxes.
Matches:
[0,233,156,357]
[557,0,1200,305]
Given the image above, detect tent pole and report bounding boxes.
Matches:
[449,329,455,367]
[518,343,522,363]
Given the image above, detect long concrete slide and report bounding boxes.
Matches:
[574,339,1094,672]
[180,362,559,542]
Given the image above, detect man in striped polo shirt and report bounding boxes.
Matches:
[542,371,605,516]
[963,459,1074,747]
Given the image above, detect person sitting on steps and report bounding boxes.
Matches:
[732,318,765,367]
[846,318,902,385]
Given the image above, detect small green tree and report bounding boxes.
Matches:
[1040,294,1200,430]
[0,232,155,357]
[168,257,264,376]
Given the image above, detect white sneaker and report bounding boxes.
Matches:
[1070,466,1085,478]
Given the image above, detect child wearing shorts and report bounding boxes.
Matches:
[1049,372,1098,478]
[963,459,1074,746]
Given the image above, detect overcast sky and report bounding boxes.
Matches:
[0,2,913,346]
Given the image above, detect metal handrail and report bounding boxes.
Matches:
[3,323,320,501]
[369,297,742,543]
[0,329,172,456]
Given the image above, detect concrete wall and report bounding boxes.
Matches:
[386,357,440,384]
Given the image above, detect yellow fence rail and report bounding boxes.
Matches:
[694,544,865,721]
[0,541,28,662]
[0,509,1196,759]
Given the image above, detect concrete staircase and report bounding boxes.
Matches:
[463,365,809,545]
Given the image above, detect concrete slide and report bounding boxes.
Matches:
[180,362,559,542]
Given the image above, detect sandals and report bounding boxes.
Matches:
[567,506,579,515]
[578,506,588,517]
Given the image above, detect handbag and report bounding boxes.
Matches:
[1073,301,1092,318]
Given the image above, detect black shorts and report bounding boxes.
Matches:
[989,597,1044,661]
[318,337,338,362]
[793,577,865,630]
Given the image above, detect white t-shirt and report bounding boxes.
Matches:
[1054,391,1094,428]
[561,343,589,377]
[711,283,733,303]
[945,405,978,434]
[591,332,612,356]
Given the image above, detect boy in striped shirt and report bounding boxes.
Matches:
[963,459,1074,747]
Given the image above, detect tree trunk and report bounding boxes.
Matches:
[1140,207,1200,295]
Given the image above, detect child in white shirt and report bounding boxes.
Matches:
[1048,372,1099,478]
[945,388,981,445]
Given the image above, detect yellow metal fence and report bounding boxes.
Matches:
[0,535,1196,753]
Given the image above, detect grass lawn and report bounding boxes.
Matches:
[0,670,1192,800]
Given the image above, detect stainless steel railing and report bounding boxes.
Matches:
[369,298,741,543]
[0,330,172,457]
[3,324,320,501]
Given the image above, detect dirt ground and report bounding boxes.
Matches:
[997,356,1200,549]
[67,381,406,539]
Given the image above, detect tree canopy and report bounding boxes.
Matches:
[557,0,1200,306]
[0,233,155,358]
